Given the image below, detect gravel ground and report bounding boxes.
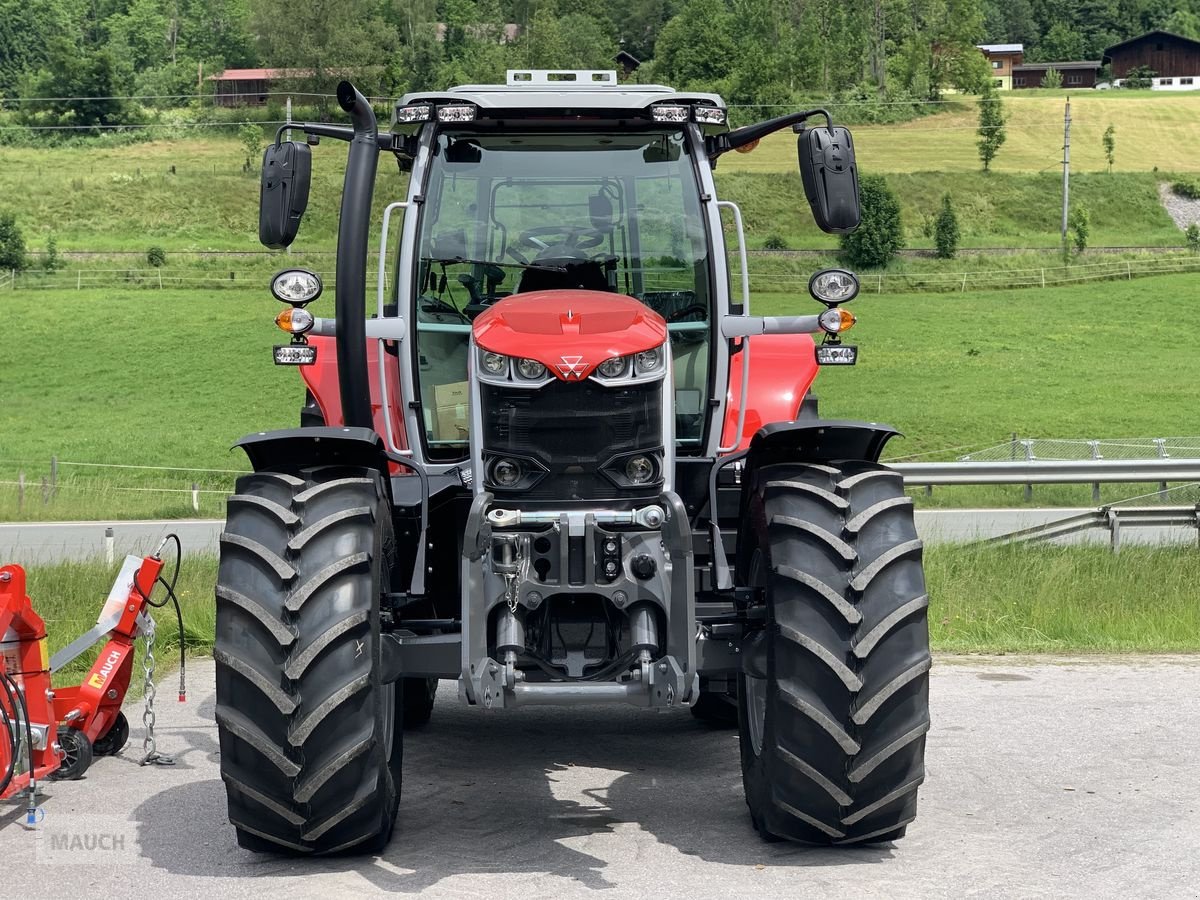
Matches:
[1157,181,1200,230]
[1,656,1198,899]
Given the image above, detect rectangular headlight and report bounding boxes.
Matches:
[274,344,317,366]
[437,104,478,123]
[651,105,689,123]
[693,106,727,125]
[396,103,432,124]
[815,344,857,366]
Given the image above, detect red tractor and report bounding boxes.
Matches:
[216,70,930,854]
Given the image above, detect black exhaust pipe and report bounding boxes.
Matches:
[334,81,378,430]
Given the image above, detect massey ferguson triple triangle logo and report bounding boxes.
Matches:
[557,356,586,378]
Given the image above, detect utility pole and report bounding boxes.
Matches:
[1061,98,1071,254]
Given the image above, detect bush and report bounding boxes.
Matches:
[42,234,63,271]
[1172,179,1200,200]
[839,174,903,269]
[1187,223,1200,253]
[239,123,264,172]
[1068,205,1090,254]
[147,246,167,268]
[1040,68,1063,89]
[762,234,788,250]
[0,211,28,271]
[1122,65,1155,90]
[934,194,960,259]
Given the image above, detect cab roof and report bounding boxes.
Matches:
[396,69,726,115]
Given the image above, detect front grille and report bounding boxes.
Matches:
[481,379,663,502]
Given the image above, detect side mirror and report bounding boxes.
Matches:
[259,141,312,249]
[797,126,860,234]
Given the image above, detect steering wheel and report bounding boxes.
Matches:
[508,226,605,264]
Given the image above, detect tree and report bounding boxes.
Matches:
[840,174,904,268]
[1035,22,1085,62]
[976,81,1007,172]
[42,234,63,271]
[253,0,398,103]
[1068,204,1089,254]
[651,0,737,88]
[17,38,128,127]
[934,194,960,259]
[1102,123,1116,172]
[0,211,28,272]
[1040,67,1062,89]
[239,123,263,172]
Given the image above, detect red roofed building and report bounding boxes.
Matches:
[208,68,314,106]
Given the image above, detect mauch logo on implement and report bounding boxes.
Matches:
[88,649,122,689]
[557,356,586,378]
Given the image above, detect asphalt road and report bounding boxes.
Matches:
[1,657,1197,898]
[2,509,1196,562]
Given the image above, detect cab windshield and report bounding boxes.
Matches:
[410,129,713,457]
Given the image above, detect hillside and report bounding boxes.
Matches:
[0,103,1193,257]
[723,91,1200,175]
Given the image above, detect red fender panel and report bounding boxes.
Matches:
[720,333,820,452]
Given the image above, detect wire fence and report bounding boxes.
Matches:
[961,437,1200,462]
[8,252,1199,295]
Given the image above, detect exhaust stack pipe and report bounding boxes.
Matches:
[334,81,378,430]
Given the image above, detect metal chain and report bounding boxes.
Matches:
[503,572,518,614]
[139,620,174,766]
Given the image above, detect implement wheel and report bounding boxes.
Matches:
[51,727,93,780]
[92,711,129,757]
[215,466,401,855]
[738,461,931,845]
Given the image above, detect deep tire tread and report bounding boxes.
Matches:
[215,467,400,856]
[739,460,931,846]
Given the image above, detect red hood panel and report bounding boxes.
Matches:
[474,290,668,381]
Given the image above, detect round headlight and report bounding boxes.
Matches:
[809,269,859,305]
[625,455,654,484]
[493,458,522,487]
[634,347,663,375]
[818,307,856,333]
[516,358,546,379]
[271,269,323,305]
[275,307,315,334]
[597,356,629,378]
[482,351,508,375]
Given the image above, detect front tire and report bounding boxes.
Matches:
[215,466,401,854]
[738,461,930,845]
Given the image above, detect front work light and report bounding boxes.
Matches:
[809,269,860,305]
[482,351,509,375]
[625,456,655,484]
[437,104,478,123]
[493,458,522,487]
[517,358,547,379]
[271,269,323,306]
[693,106,727,126]
[597,357,629,378]
[651,105,690,123]
[396,103,432,124]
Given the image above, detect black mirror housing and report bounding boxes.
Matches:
[259,141,312,249]
[797,126,860,234]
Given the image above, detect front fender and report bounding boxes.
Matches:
[720,333,819,451]
[234,426,391,477]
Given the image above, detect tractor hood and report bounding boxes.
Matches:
[473,290,667,382]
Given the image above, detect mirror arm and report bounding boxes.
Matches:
[707,108,834,160]
[273,122,399,152]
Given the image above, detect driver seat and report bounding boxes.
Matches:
[516,247,610,294]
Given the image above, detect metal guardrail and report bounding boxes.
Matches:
[987,505,1200,550]
[891,457,1200,486]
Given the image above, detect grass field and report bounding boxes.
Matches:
[1,90,1198,258]
[2,275,1198,519]
[22,545,1200,669]
[722,90,1200,175]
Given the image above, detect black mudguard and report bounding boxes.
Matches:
[743,419,900,473]
[234,426,391,476]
